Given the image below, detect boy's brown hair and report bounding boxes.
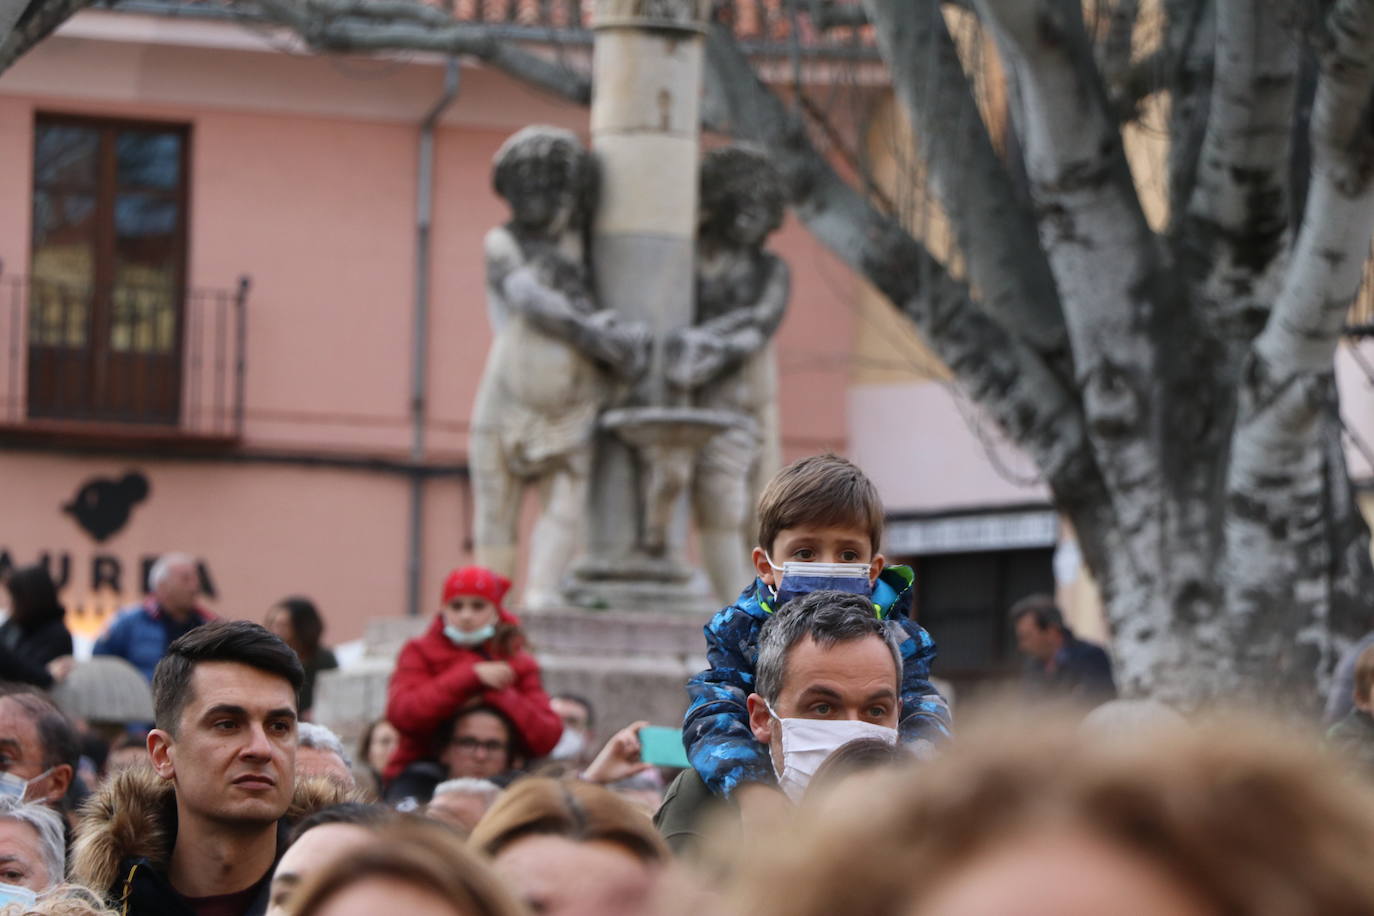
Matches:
[1354,643,1374,707]
[756,454,884,555]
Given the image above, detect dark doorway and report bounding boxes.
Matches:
[906,547,1055,699]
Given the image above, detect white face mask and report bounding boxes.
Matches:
[445,623,496,647]
[549,728,588,762]
[764,700,897,802]
[0,767,53,803]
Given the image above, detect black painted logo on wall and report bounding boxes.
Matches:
[63,472,150,543]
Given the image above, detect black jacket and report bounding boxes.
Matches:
[1023,632,1117,705]
[0,617,72,688]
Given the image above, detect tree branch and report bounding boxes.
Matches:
[251,0,591,105]
[1254,0,1374,378]
[0,0,94,75]
[1182,0,1299,334]
[861,0,1068,360]
[974,0,1171,573]
[1228,1,1374,644]
[703,20,1094,493]
[0,0,28,46]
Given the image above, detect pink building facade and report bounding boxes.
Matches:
[0,9,857,646]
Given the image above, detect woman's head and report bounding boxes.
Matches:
[470,778,668,916]
[267,597,324,657]
[357,719,398,777]
[284,818,524,916]
[439,567,519,652]
[2,566,64,630]
[730,709,1374,916]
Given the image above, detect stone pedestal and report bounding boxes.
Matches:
[313,608,707,751]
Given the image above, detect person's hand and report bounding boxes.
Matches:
[46,656,75,683]
[581,720,653,785]
[474,661,516,690]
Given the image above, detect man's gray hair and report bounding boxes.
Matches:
[0,796,64,890]
[298,722,351,768]
[431,778,502,804]
[148,552,196,592]
[755,590,904,704]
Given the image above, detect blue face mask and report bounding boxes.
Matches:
[445,623,496,647]
[765,556,876,611]
[0,882,36,908]
[0,767,52,803]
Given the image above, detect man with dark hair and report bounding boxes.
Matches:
[71,620,347,916]
[658,590,905,852]
[0,684,78,813]
[1010,594,1116,705]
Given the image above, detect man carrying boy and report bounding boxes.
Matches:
[679,454,950,826]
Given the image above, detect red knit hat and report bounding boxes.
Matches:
[441,566,518,624]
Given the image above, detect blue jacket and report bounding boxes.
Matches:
[683,566,951,798]
[93,599,212,682]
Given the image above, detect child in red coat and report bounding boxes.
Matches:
[383,566,562,785]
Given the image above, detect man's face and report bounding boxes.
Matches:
[551,698,591,740]
[1015,615,1058,663]
[439,711,512,780]
[156,562,200,615]
[267,823,374,916]
[753,524,883,589]
[0,698,70,807]
[148,662,297,828]
[747,634,899,773]
[0,819,50,892]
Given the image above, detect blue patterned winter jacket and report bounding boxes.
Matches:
[682,566,952,798]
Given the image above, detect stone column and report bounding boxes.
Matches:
[567,0,726,612]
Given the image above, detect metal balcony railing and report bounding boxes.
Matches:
[0,268,250,439]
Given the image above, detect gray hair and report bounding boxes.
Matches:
[0,796,64,890]
[298,722,351,769]
[148,553,196,592]
[431,778,502,804]
[755,590,904,705]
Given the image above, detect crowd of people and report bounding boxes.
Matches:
[4,454,1374,915]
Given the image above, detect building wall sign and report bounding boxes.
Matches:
[884,508,1058,556]
[62,471,150,543]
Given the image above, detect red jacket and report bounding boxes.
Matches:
[383,614,562,783]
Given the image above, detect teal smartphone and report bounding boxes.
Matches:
[638,726,690,769]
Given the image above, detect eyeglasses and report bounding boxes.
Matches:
[450,736,508,755]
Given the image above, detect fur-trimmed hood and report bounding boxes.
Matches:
[71,765,357,896]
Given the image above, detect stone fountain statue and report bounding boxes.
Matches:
[470,126,649,608]
[471,3,791,613]
[668,146,790,605]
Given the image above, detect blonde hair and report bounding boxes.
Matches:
[468,777,668,864]
[0,884,120,916]
[284,818,524,916]
[755,454,884,555]
[730,707,1374,916]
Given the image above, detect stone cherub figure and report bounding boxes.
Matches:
[666,145,790,604]
[471,126,649,608]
